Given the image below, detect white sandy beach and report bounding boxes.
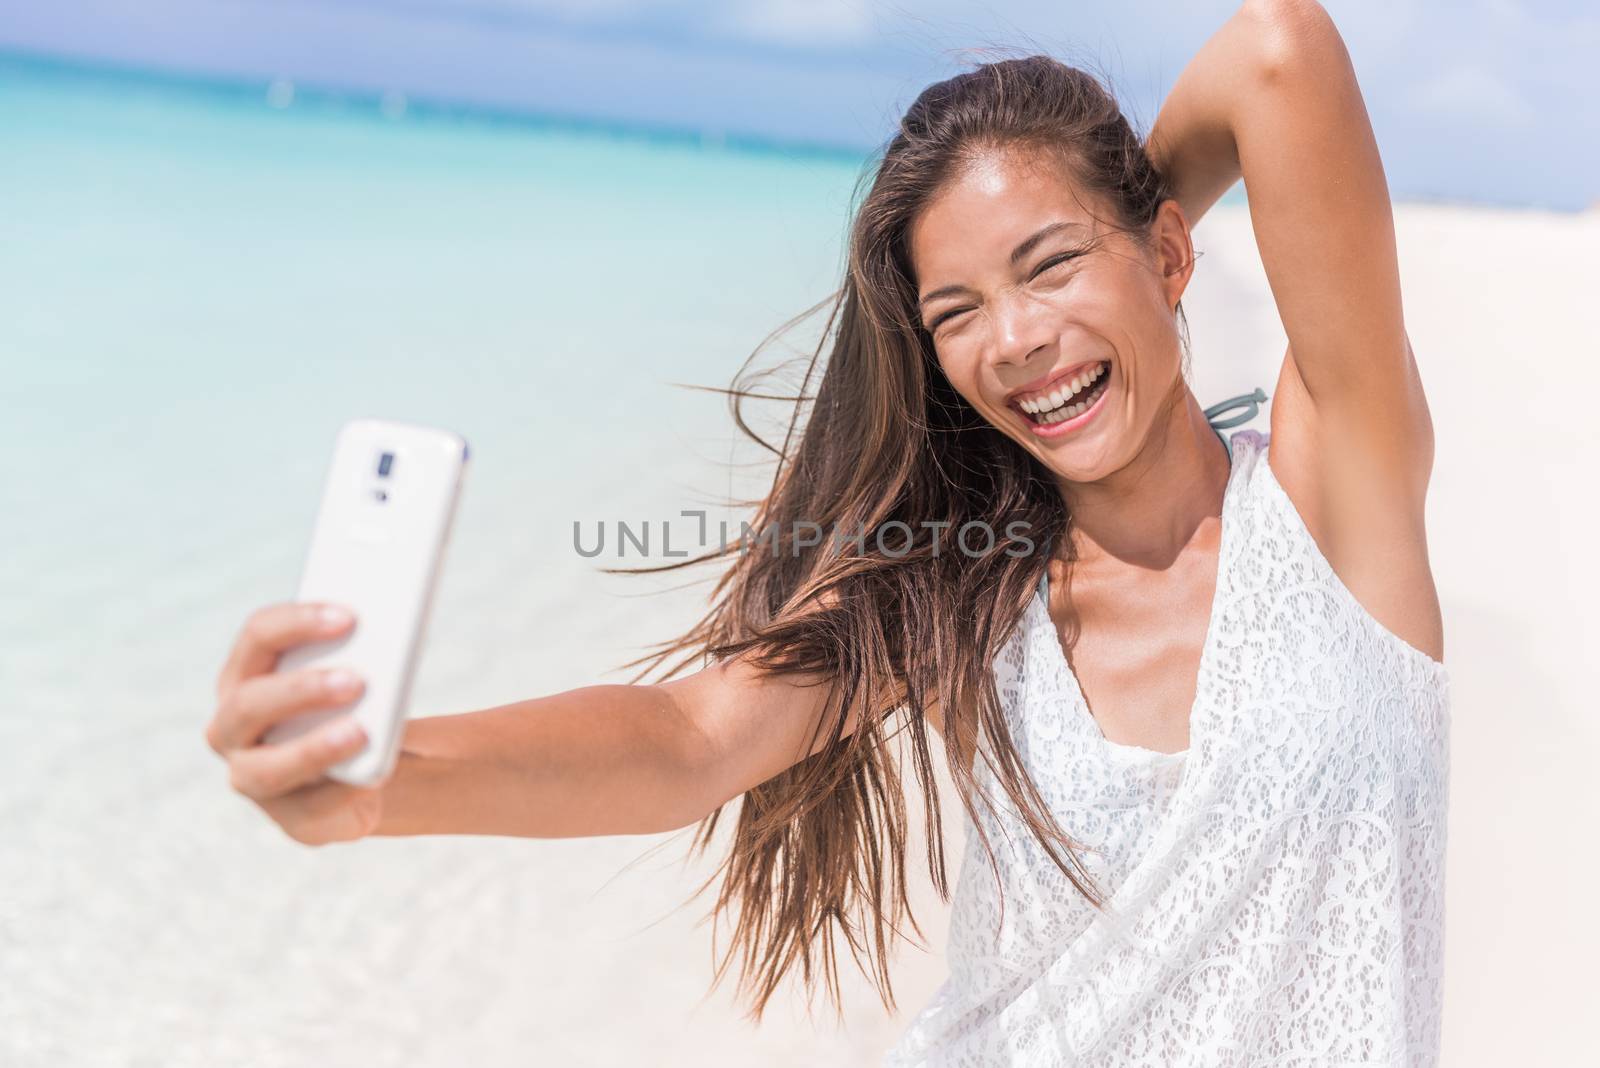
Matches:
[4,198,1597,1066]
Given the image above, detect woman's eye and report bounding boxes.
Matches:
[925,253,1083,333]
[1033,252,1082,278]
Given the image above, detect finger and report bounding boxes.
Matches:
[227,714,370,801]
[215,601,356,698]
[212,666,365,754]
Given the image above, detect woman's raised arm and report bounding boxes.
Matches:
[1147,0,1435,506]
[1139,0,1443,669]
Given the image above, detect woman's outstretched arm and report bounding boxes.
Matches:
[373,659,864,839]
[206,601,884,846]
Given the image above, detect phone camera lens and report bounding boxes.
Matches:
[377,451,395,477]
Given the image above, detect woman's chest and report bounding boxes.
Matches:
[1044,535,1221,756]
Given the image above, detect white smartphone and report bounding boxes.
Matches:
[262,418,470,786]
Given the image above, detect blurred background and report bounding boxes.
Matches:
[1,2,1595,1065]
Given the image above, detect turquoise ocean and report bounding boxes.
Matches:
[0,51,882,714]
[0,53,907,1066]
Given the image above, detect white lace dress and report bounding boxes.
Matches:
[885,428,1451,1067]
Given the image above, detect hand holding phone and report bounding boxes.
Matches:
[259,418,469,786]
[206,602,382,845]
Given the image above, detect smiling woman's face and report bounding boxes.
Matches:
[909,146,1195,482]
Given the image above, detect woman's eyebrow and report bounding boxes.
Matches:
[1008,220,1089,267]
[917,220,1091,307]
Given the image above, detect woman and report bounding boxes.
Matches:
[205,1,1450,1063]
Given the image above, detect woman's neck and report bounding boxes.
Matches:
[1056,388,1231,571]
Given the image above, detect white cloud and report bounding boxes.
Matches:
[713,0,875,47]
[404,0,673,14]
[1406,62,1535,126]
[313,0,879,47]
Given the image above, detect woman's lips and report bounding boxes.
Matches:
[1005,359,1107,408]
[1016,363,1113,437]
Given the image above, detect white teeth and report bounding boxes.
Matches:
[1020,363,1107,417]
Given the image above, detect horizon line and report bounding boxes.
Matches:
[0,45,876,165]
[1,46,1576,215]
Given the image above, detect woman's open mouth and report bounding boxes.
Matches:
[1015,360,1112,431]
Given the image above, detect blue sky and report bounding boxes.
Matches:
[1,0,1593,210]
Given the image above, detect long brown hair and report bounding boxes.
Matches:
[615,52,1186,1020]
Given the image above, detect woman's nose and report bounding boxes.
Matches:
[989,293,1055,367]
